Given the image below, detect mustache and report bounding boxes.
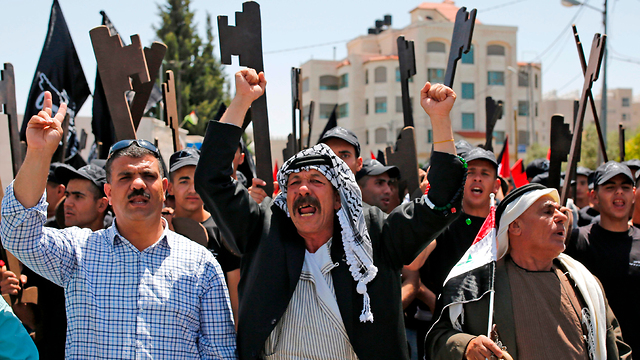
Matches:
[293,195,321,212]
[128,188,151,200]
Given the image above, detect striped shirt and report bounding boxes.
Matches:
[1,183,237,359]
[262,240,358,360]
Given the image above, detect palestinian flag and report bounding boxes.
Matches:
[437,198,497,331]
[510,158,529,188]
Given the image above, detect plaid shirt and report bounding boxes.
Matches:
[1,183,237,359]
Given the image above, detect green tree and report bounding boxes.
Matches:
[155,0,227,135]
[579,124,620,169]
[524,142,549,165]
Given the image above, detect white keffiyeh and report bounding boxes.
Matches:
[273,143,378,323]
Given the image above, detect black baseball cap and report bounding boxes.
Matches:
[576,166,592,178]
[48,162,66,184]
[55,164,107,196]
[526,159,549,179]
[169,147,200,173]
[593,161,634,187]
[356,159,400,182]
[464,147,498,169]
[319,127,361,157]
[623,159,640,173]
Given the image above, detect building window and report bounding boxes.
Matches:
[337,103,349,118]
[427,129,433,143]
[375,127,387,144]
[535,102,538,117]
[518,130,530,146]
[428,68,445,83]
[319,103,336,119]
[518,101,529,116]
[365,69,369,84]
[534,74,538,88]
[427,41,446,53]
[518,72,529,87]
[462,113,475,129]
[365,98,369,115]
[488,71,505,86]
[493,131,506,144]
[375,97,387,113]
[302,78,309,93]
[374,66,387,83]
[396,67,401,82]
[622,113,628,121]
[461,44,474,64]
[319,75,339,90]
[622,97,630,107]
[461,83,474,99]
[487,44,505,56]
[396,96,403,113]
[302,105,310,121]
[339,73,349,89]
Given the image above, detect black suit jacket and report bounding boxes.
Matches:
[195,121,465,360]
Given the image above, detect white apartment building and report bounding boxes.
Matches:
[300,0,542,163]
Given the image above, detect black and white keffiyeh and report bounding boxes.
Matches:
[273,143,378,323]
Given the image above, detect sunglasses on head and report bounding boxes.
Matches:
[107,139,160,159]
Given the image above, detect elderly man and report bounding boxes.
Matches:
[426,183,630,360]
[195,68,465,360]
[1,92,236,359]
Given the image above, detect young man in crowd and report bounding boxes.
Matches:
[356,159,400,214]
[566,161,640,353]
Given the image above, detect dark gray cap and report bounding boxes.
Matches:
[593,161,634,186]
[48,162,66,184]
[526,158,549,179]
[319,127,361,157]
[169,147,200,173]
[55,164,107,195]
[623,159,640,172]
[455,140,473,158]
[464,147,498,168]
[356,159,400,181]
[576,166,592,178]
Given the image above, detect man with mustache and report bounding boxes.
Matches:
[0,91,237,359]
[195,68,465,360]
[566,161,640,353]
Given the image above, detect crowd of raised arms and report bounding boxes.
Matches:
[1,68,637,360]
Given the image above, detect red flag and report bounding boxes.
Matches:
[370,150,376,160]
[510,158,529,188]
[496,136,510,179]
[546,148,551,160]
[273,160,279,194]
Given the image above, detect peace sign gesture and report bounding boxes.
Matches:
[26,91,67,156]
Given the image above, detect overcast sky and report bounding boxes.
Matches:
[2,0,639,137]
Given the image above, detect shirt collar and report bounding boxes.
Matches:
[308,238,337,275]
[109,217,172,250]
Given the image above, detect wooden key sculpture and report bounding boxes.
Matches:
[306,101,315,149]
[548,115,572,191]
[444,7,477,88]
[385,128,420,198]
[484,97,504,152]
[561,33,606,205]
[162,70,181,152]
[130,42,167,129]
[282,133,296,164]
[291,67,302,152]
[0,63,23,175]
[573,25,607,162]
[90,25,150,141]
[218,1,273,195]
[397,36,416,127]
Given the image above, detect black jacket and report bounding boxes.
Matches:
[195,121,465,360]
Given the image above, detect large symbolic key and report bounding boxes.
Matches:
[0,63,22,175]
[131,42,167,129]
[90,25,150,141]
[444,7,477,88]
[397,36,416,127]
[162,70,181,152]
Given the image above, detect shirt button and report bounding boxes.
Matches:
[271,318,277,325]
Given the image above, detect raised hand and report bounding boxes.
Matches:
[420,82,456,119]
[25,91,67,156]
[235,68,266,104]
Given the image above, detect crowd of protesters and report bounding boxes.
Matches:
[0,69,636,360]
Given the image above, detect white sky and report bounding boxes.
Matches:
[1,0,639,137]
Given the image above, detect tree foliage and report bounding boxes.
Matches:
[579,124,621,169]
[154,0,227,135]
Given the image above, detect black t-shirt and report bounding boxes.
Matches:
[201,216,241,273]
[421,212,485,297]
[577,205,599,226]
[566,223,640,351]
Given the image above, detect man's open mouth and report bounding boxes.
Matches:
[298,205,317,217]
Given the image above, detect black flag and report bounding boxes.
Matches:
[317,104,338,143]
[21,0,90,154]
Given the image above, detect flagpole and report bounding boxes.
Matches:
[486,193,496,338]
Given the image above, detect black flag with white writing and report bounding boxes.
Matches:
[21,0,90,155]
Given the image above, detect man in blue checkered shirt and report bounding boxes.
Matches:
[1,92,237,359]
